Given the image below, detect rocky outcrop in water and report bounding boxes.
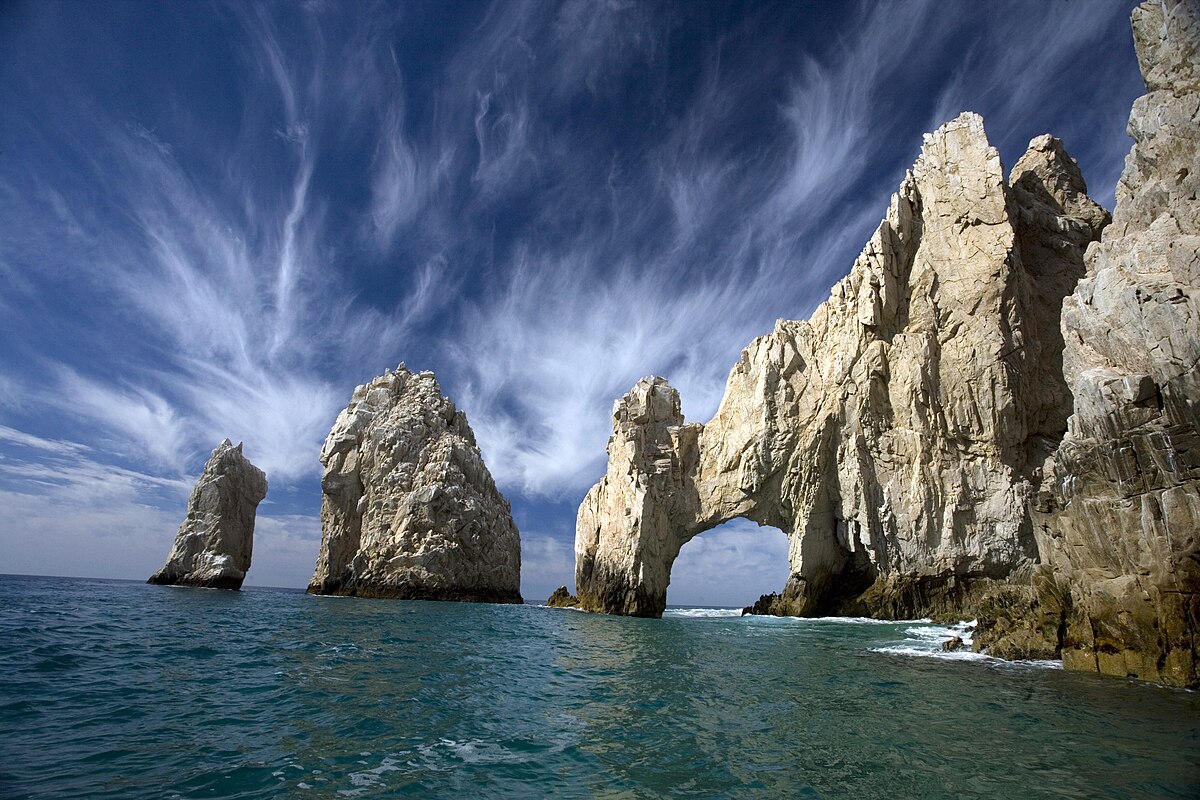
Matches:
[575,0,1199,688]
[576,112,1107,619]
[546,586,580,608]
[148,439,267,590]
[307,365,522,603]
[986,0,1200,687]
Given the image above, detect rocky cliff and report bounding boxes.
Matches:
[575,0,1199,687]
[993,0,1199,686]
[307,365,523,603]
[577,113,1107,619]
[148,439,267,590]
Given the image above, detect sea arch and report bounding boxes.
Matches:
[574,376,882,618]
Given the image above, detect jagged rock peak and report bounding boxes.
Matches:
[1132,0,1200,93]
[148,439,268,591]
[576,110,1105,624]
[307,364,523,604]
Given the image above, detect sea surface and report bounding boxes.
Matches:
[1,575,1198,799]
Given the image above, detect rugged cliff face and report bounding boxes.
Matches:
[575,0,1199,688]
[577,113,1107,619]
[148,439,267,590]
[308,365,522,604]
[1006,0,1200,687]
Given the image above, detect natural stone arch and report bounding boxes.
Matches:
[575,113,1110,620]
[667,518,791,608]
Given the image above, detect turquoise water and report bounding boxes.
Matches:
[1,575,1197,799]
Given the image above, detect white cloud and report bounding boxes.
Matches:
[520,530,576,603]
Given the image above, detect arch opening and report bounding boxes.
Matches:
[666,518,790,609]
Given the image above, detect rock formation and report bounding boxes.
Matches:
[577,112,1107,619]
[148,439,267,590]
[307,365,523,603]
[990,0,1199,686]
[575,0,1199,688]
[546,586,580,608]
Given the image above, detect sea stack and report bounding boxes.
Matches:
[576,112,1108,619]
[148,439,268,590]
[307,365,523,603]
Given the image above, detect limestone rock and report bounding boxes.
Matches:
[148,439,267,590]
[545,586,579,608]
[307,365,522,604]
[576,112,1106,620]
[1012,0,1200,687]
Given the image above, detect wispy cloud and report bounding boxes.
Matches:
[0,0,1142,594]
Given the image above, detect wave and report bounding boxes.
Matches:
[870,620,1062,669]
[663,607,744,618]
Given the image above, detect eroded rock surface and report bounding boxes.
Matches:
[577,113,1107,619]
[308,365,522,604]
[576,0,1199,688]
[148,439,267,590]
[1006,0,1200,686]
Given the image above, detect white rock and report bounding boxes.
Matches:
[307,365,522,603]
[148,439,267,590]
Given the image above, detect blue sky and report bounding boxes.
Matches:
[0,0,1142,605]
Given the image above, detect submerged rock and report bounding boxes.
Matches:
[148,439,267,590]
[545,586,579,608]
[577,112,1106,620]
[307,365,522,604]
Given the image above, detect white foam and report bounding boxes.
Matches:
[663,607,744,618]
[870,619,1062,669]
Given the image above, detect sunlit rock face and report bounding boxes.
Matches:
[1016,0,1200,687]
[576,112,1107,620]
[149,440,267,591]
[308,365,523,604]
[576,0,1200,688]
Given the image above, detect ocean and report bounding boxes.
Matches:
[1,574,1197,799]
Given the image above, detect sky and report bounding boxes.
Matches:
[0,0,1144,606]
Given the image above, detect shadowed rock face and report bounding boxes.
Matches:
[1014,0,1200,687]
[576,113,1107,620]
[307,365,522,604]
[148,439,267,590]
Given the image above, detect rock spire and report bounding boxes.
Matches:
[148,439,268,590]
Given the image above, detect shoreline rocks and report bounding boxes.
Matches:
[307,365,523,604]
[982,0,1200,687]
[148,439,267,591]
